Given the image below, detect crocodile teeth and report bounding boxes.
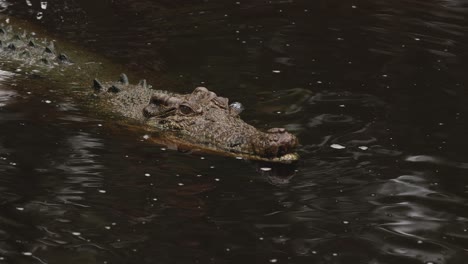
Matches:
[119,73,129,85]
[138,79,147,88]
[93,79,103,91]
[108,85,120,93]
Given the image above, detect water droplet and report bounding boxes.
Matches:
[36,12,43,20]
[144,173,151,177]
[260,167,272,172]
[41,1,47,9]
[22,252,32,256]
[98,189,106,193]
[71,232,81,236]
[25,0,32,6]
[358,146,368,150]
[270,259,278,263]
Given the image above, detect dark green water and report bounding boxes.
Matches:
[1,0,468,263]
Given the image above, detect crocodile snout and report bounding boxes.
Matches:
[252,128,298,158]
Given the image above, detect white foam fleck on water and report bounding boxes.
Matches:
[260,167,272,172]
[41,1,47,10]
[330,144,346,149]
[144,173,151,177]
[272,70,281,73]
[143,134,150,140]
[98,189,106,193]
[22,252,32,256]
[45,100,51,104]
[71,232,81,236]
[16,207,24,211]
[358,146,369,150]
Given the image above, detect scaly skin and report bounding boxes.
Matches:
[0,19,299,163]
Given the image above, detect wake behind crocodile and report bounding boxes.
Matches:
[0,16,299,163]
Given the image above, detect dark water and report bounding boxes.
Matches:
[1,0,468,263]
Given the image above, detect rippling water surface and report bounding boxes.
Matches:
[1,0,468,263]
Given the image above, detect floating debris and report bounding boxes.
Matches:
[330,144,346,149]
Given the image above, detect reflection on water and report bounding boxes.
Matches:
[1,0,468,263]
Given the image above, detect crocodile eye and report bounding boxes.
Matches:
[179,104,194,115]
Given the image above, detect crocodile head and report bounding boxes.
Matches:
[143,87,299,162]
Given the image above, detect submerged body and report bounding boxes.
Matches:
[0,18,299,163]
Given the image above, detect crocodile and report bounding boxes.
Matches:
[0,17,299,163]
